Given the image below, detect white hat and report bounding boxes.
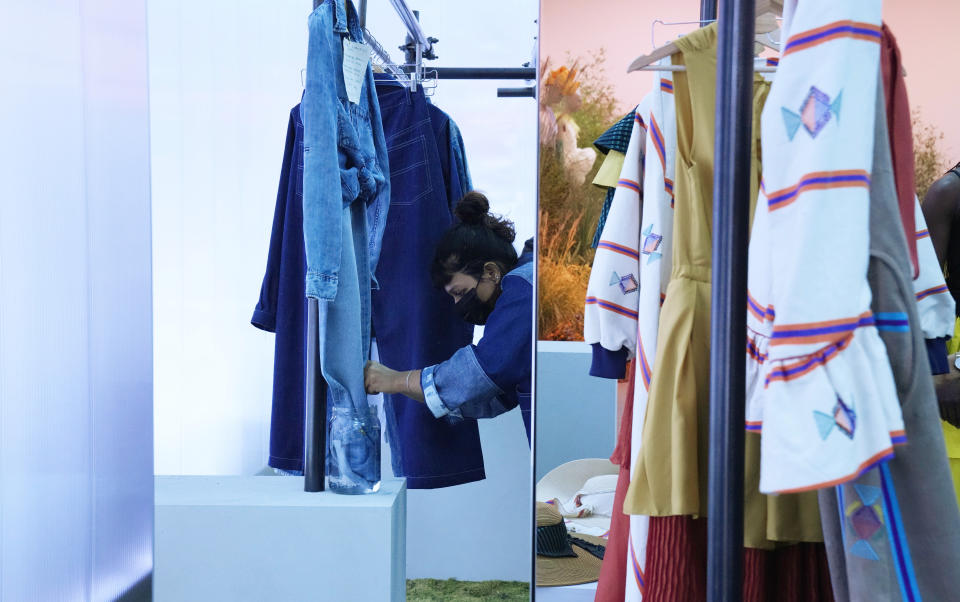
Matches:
[536,458,618,537]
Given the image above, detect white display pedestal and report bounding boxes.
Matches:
[155,476,406,601]
[535,582,599,602]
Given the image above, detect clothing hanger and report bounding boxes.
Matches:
[627,11,780,73]
[755,27,780,52]
[363,27,413,87]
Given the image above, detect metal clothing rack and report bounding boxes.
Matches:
[303,0,536,494]
[704,0,754,600]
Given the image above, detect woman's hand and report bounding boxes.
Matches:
[365,361,402,395]
[364,361,427,403]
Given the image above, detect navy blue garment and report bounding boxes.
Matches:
[252,105,308,472]
[589,343,629,379]
[372,78,486,489]
[426,103,470,211]
[927,337,950,375]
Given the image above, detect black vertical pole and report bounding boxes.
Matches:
[304,0,326,493]
[708,0,755,599]
[304,299,326,492]
[701,0,718,22]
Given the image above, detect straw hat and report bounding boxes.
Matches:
[535,501,607,587]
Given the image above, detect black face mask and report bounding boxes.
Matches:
[454,284,500,325]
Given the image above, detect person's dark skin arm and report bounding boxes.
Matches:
[922,175,960,267]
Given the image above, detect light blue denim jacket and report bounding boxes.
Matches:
[302,0,390,300]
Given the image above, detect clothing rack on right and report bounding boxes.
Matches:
[581,0,960,600]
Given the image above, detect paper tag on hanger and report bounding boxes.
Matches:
[342,38,370,104]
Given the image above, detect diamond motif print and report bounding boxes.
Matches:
[642,232,663,255]
[851,505,883,540]
[619,274,639,295]
[833,396,856,438]
[799,86,832,137]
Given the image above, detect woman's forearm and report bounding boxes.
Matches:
[400,369,426,403]
[365,361,426,403]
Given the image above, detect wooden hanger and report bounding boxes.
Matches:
[627,8,780,73]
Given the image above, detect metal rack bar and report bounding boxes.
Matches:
[304,0,326,498]
[389,0,432,53]
[304,300,326,492]
[707,0,754,598]
[496,86,536,98]
[433,67,535,80]
[701,0,718,22]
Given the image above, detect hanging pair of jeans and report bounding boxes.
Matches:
[302,0,389,493]
[372,78,486,489]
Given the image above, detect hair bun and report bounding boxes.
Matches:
[454,191,490,226]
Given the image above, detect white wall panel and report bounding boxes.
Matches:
[148,0,307,475]
[0,1,153,600]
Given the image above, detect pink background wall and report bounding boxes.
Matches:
[541,0,960,161]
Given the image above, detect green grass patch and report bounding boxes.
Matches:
[406,579,529,601]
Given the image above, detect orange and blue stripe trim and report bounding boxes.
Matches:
[767,170,871,211]
[766,335,852,385]
[915,229,930,240]
[890,429,907,446]
[637,334,652,391]
[771,312,874,345]
[782,20,882,57]
[665,177,675,208]
[746,337,767,363]
[745,420,762,432]
[634,112,645,128]
[765,57,780,67]
[916,284,949,301]
[597,240,639,260]
[629,534,646,593]
[660,78,673,94]
[747,291,765,321]
[618,178,641,193]
[746,289,775,322]
[586,296,639,320]
[650,114,666,173]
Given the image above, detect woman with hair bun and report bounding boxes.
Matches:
[364,191,534,444]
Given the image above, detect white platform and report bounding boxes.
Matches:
[155,476,406,601]
[535,582,598,602]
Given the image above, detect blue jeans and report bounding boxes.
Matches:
[371,79,487,488]
[302,0,389,492]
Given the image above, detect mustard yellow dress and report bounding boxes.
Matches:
[622,24,822,548]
